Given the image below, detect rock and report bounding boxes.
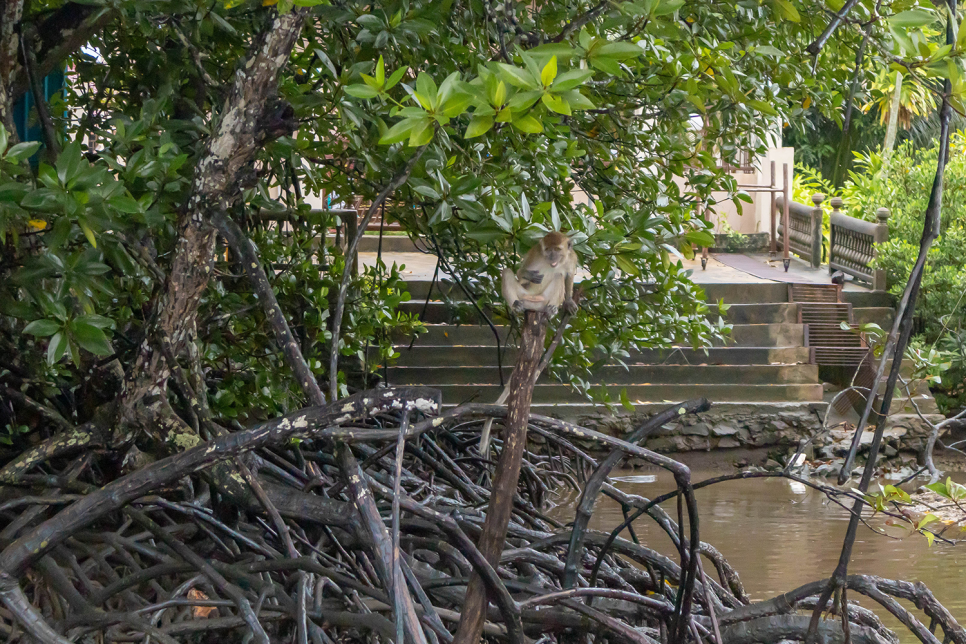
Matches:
[656,423,678,436]
[646,437,677,452]
[712,424,739,437]
[883,444,898,457]
[682,422,710,437]
[735,458,749,467]
[764,459,781,471]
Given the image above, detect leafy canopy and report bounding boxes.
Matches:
[1,0,949,434]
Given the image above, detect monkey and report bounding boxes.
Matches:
[501,231,578,316]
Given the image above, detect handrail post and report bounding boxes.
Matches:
[873,207,890,291]
[809,193,825,269]
[346,209,360,276]
[828,197,843,275]
[769,160,777,256]
[782,162,790,271]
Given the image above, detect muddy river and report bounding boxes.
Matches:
[552,469,966,640]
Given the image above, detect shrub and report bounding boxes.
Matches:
[829,134,966,411]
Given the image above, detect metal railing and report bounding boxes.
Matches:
[775,193,824,269]
[828,197,890,291]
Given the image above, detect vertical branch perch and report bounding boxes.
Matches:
[453,310,548,644]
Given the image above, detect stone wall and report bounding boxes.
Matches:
[564,403,943,457]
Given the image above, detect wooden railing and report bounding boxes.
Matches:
[775,193,824,269]
[771,195,891,290]
[828,197,890,291]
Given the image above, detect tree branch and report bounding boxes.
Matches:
[328,146,426,401]
[212,209,326,406]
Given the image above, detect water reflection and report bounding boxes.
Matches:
[551,469,966,641]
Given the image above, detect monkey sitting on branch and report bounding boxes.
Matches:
[502,231,578,316]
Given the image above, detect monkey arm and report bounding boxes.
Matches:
[521,269,544,284]
[562,260,578,314]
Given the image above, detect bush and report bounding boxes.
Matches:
[829,134,966,411]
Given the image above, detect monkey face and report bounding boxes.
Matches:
[541,232,572,267]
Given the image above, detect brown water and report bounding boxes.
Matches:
[551,469,966,639]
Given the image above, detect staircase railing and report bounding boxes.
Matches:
[828,198,890,291]
[775,193,824,269]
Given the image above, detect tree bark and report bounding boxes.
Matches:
[453,310,547,644]
[337,443,428,644]
[121,7,309,424]
[0,386,437,643]
[0,0,24,135]
[11,3,113,101]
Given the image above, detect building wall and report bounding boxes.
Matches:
[710,146,795,236]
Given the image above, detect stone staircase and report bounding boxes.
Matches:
[367,276,939,421]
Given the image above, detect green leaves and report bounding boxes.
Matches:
[540,56,557,87]
[24,313,115,366]
[347,55,409,99]
[497,63,533,89]
[357,49,597,146]
[71,315,115,356]
[927,477,966,502]
[464,115,494,139]
[771,0,800,22]
[685,229,715,248]
[512,113,544,133]
[581,30,644,75]
[4,141,41,163]
[889,9,936,28]
[619,388,635,412]
[552,68,594,91]
[23,319,61,337]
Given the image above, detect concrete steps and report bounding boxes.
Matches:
[373,275,930,418]
[399,296,892,328]
[379,346,812,367]
[400,279,896,306]
[397,324,804,348]
[388,364,820,386]
[433,383,826,405]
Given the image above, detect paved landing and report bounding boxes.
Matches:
[359,250,870,292]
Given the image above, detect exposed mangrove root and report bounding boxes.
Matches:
[0,388,963,644]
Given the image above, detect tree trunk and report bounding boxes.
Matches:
[120,7,309,425]
[0,0,24,135]
[453,310,547,644]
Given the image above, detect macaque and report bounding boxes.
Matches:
[502,231,578,316]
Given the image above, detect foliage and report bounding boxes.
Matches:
[864,69,937,129]
[0,0,851,429]
[826,135,966,411]
[2,0,960,432]
[783,108,889,181]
